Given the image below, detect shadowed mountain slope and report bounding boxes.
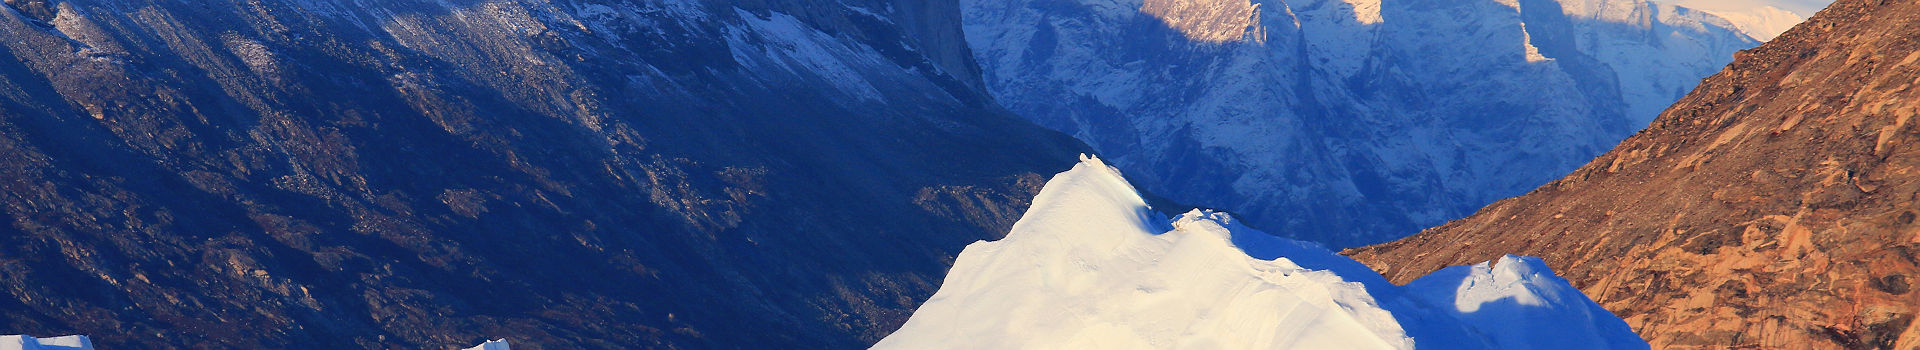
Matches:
[0,0,1086,348]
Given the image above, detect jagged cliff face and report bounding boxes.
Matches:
[1349,0,1919,348]
[0,0,1087,348]
[963,0,1757,246]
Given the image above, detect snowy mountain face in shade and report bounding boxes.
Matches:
[875,156,1646,349]
[1404,258,1648,349]
[963,0,1758,247]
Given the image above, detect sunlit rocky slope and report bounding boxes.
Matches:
[1350,0,1920,347]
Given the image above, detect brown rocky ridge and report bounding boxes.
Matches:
[1345,0,1920,348]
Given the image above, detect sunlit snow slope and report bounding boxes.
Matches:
[875,156,1646,349]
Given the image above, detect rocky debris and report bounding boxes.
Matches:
[1347,0,1920,348]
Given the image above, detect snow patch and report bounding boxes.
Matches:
[1406,256,1648,349]
[0,335,94,350]
[463,339,511,350]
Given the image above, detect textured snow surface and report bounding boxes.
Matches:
[876,156,1646,349]
[964,0,1759,247]
[0,335,93,350]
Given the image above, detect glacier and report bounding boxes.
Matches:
[875,155,1645,349]
[963,0,1760,247]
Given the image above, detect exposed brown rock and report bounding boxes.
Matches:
[1345,0,1920,348]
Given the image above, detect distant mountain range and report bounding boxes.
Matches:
[965,0,1759,247]
[1659,0,1823,40]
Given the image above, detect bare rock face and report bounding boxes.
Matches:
[0,0,1086,348]
[1347,0,1920,348]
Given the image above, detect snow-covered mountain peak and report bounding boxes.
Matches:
[1652,0,1824,40]
[1141,0,1265,42]
[877,157,1416,349]
[1694,5,1804,40]
[878,160,1647,349]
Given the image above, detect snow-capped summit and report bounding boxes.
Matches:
[964,0,1758,247]
[876,156,1645,349]
[1706,6,1805,41]
[1659,2,1812,40]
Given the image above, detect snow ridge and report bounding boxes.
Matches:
[877,156,1646,349]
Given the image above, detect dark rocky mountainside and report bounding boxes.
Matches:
[0,0,1086,348]
[1348,0,1919,348]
